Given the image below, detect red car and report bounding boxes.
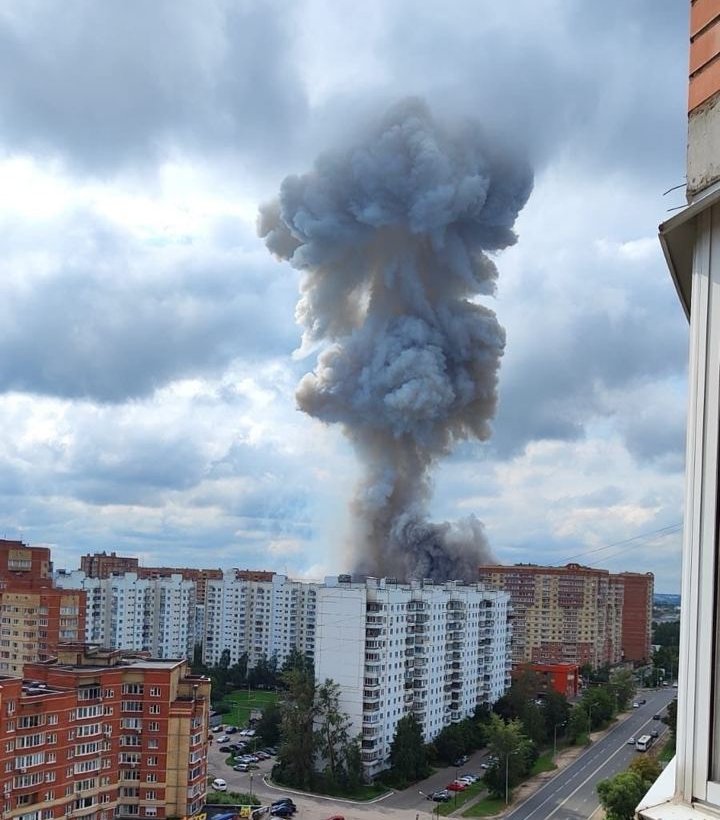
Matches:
[446,781,468,791]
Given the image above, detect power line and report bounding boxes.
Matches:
[559,522,682,564]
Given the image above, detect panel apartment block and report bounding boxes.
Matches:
[0,644,210,820]
[203,574,317,669]
[55,572,196,660]
[314,577,511,778]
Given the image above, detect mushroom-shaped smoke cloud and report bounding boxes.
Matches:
[259,98,532,581]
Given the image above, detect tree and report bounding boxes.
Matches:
[609,669,636,711]
[540,690,570,744]
[597,770,648,820]
[433,724,466,764]
[567,704,590,743]
[255,701,281,746]
[281,647,314,678]
[344,736,364,789]
[664,698,677,747]
[314,680,353,786]
[275,665,317,789]
[628,755,661,784]
[482,714,535,799]
[388,714,428,785]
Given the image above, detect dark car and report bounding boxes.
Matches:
[639,698,647,705]
[225,726,238,734]
[218,745,233,753]
[452,754,469,766]
[653,713,662,720]
[651,729,660,738]
[270,804,296,818]
[428,790,452,802]
[271,799,296,811]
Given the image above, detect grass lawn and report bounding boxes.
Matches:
[461,796,506,817]
[531,752,557,776]
[222,689,278,727]
[271,778,387,801]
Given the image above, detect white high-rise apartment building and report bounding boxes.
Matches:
[315,576,511,778]
[203,573,317,668]
[55,570,197,658]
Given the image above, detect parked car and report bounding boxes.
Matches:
[458,774,478,783]
[216,735,229,743]
[270,799,296,817]
[233,763,250,772]
[225,726,238,734]
[627,737,636,745]
[270,807,295,818]
[653,713,662,720]
[429,790,452,802]
[639,698,647,705]
[632,702,640,709]
[452,754,469,766]
[211,778,227,792]
[651,729,660,738]
[446,781,468,791]
[218,745,233,753]
[271,799,296,810]
[212,725,224,732]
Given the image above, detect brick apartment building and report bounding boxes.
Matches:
[79,553,223,606]
[0,541,85,677]
[478,563,653,668]
[0,644,210,820]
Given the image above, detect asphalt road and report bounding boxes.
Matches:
[505,687,678,820]
[206,687,677,820]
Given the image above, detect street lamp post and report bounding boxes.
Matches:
[504,750,519,805]
[587,703,596,738]
[249,772,254,800]
[553,721,566,760]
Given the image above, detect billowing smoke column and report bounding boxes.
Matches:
[259,99,532,582]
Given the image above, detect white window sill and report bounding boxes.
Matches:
[638,759,720,820]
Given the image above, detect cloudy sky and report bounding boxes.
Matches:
[0,0,689,591]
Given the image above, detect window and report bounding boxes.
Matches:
[148,705,160,715]
[149,687,160,697]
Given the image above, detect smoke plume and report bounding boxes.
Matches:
[259,99,532,581]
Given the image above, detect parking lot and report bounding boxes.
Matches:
[206,727,495,820]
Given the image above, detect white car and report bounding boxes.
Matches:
[459,775,477,784]
[211,778,227,792]
[628,737,636,745]
[216,735,229,743]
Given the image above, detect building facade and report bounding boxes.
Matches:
[203,573,316,669]
[54,572,197,661]
[314,577,511,778]
[478,563,652,669]
[513,662,580,699]
[615,571,654,663]
[0,541,85,677]
[0,644,210,820]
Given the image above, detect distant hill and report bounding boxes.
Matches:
[654,593,681,606]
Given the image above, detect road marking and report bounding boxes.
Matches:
[540,741,632,820]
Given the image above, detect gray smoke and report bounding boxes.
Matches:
[259,98,532,582]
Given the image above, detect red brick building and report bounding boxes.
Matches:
[615,571,654,663]
[0,644,210,820]
[0,541,85,676]
[479,563,653,669]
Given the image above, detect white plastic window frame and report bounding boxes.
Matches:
[677,203,720,808]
